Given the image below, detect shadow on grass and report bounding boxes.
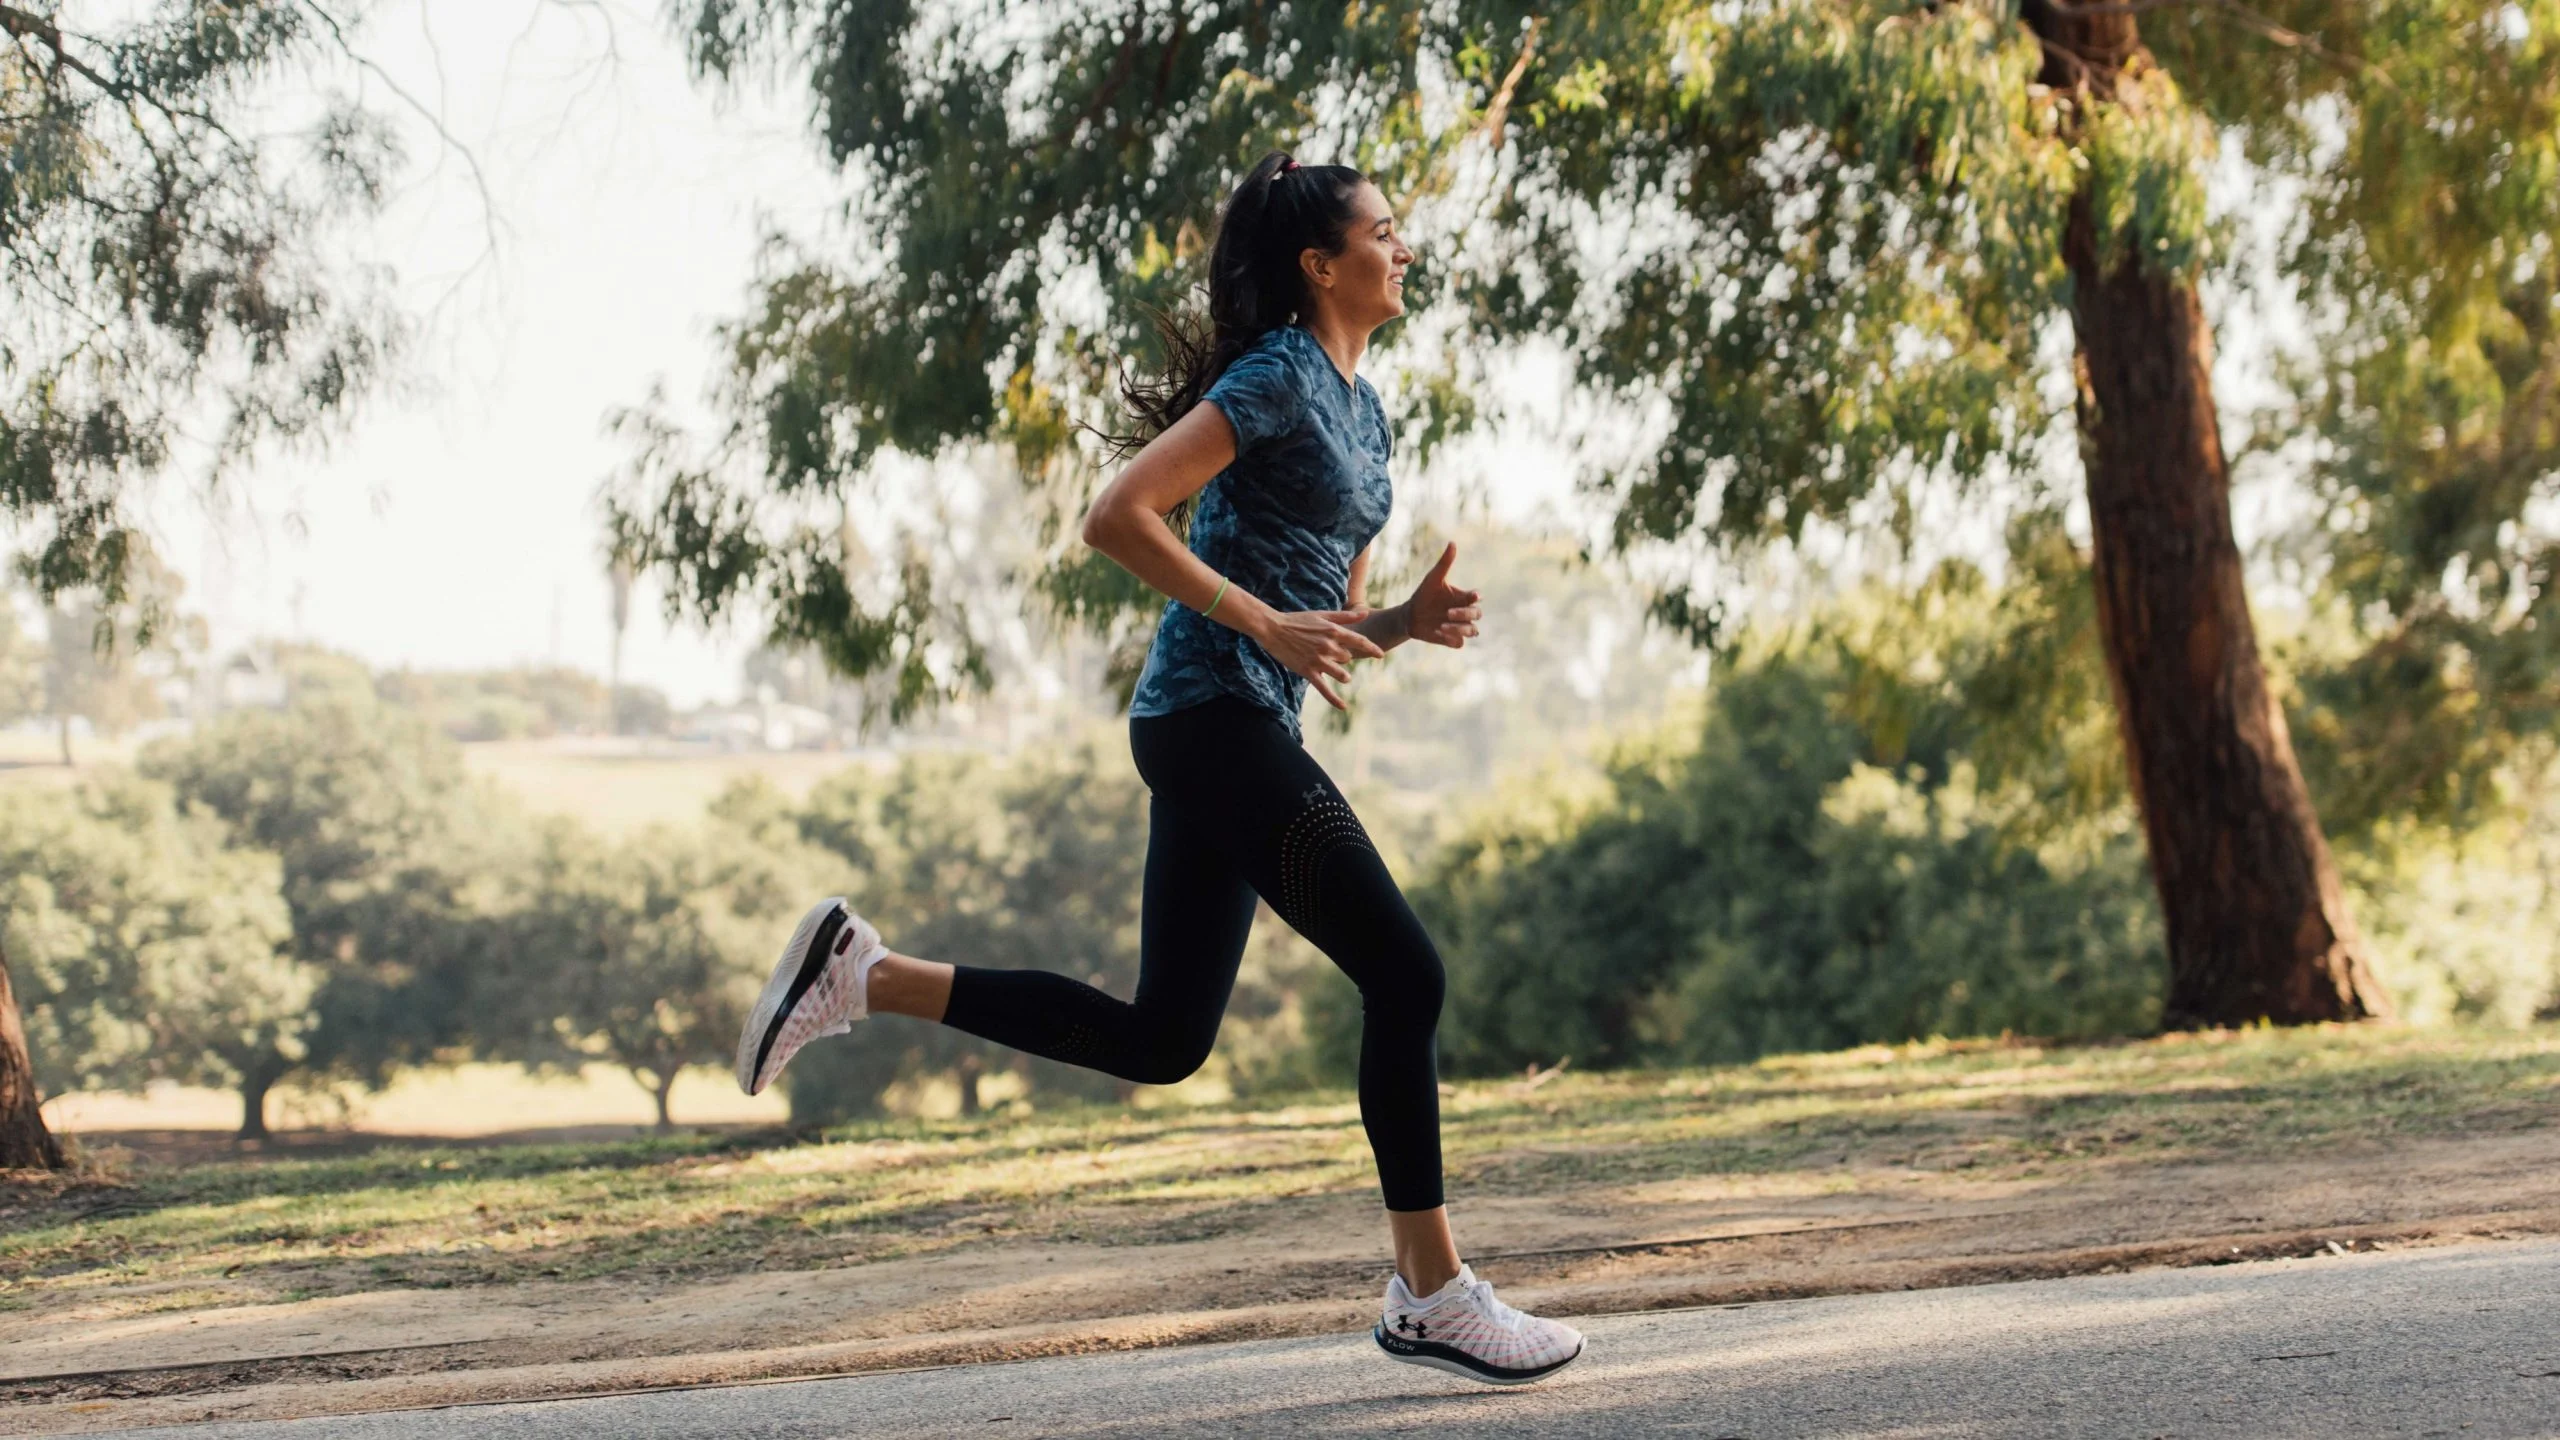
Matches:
[2,1121,1374,1292]
[11,1032,2556,1297]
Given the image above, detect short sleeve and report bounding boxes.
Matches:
[1202,344,1306,456]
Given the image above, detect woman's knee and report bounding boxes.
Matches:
[1360,947,1445,1028]
[1126,1035,1219,1087]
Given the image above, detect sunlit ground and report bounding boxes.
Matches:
[42,1062,790,1138]
[457,738,871,835]
[0,730,873,836]
[7,1023,2555,1316]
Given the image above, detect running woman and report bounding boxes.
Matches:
[735,152,1585,1386]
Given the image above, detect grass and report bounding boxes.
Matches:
[6,1023,2557,1318]
[458,741,862,835]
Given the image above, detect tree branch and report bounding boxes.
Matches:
[1151,5,1185,105]
[2035,32,2096,94]
[2040,0,2193,15]
[293,1,505,298]
[1064,17,1145,149]
[1478,16,1543,147]
[0,4,122,97]
[2040,0,2399,91]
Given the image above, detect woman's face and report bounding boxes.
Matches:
[1305,181,1413,330]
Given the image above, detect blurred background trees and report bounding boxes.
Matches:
[7,536,2560,1142]
[40,543,198,767]
[0,776,307,1123]
[1366,603,2165,1077]
[500,812,845,1129]
[137,693,495,1136]
[0,0,408,1166]
[616,0,2557,1036]
[6,0,2560,1156]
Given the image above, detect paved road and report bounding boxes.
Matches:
[104,1239,2560,1438]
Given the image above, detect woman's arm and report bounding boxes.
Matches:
[1349,541,1480,652]
[1080,404,1255,621]
[1081,405,1385,708]
[1345,547,1414,652]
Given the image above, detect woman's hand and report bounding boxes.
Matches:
[1405,542,1482,648]
[1253,607,1387,711]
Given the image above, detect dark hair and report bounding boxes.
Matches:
[1109,152,1368,454]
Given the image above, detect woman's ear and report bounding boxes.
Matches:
[1300,246,1334,291]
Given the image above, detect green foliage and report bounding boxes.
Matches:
[35,540,200,761]
[623,0,2558,857]
[43,593,168,754]
[0,602,36,726]
[625,0,2219,661]
[1325,613,2165,1077]
[2174,0,2558,830]
[141,694,468,938]
[772,730,1335,1119]
[137,692,508,1091]
[12,1024,2555,1310]
[780,737,1151,1120]
[1,2,400,605]
[374,666,633,742]
[612,684,674,738]
[1516,0,2091,583]
[503,813,844,1127]
[1317,527,1710,792]
[2337,814,2560,1028]
[15,675,860,1130]
[269,643,382,706]
[0,774,307,1099]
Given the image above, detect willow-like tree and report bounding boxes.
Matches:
[0,2,402,1166]
[619,0,2554,1030]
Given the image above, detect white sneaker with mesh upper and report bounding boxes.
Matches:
[735,897,887,1096]
[1372,1264,1585,1385]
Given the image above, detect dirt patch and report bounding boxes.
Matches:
[6,1126,2557,1434]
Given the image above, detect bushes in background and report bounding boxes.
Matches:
[1310,604,2169,1078]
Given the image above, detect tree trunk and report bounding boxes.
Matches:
[609,559,632,736]
[0,937,67,1171]
[651,1068,678,1132]
[2028,1,2391,1028]
[237,1063,281,1142]
[57,711,72,768]
[956,1053,983,1117]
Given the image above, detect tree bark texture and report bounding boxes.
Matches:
[651,1069,678,1132]
[237,1065,280,1141]
[0,938,67,1170]
[2026,1,2391,1027]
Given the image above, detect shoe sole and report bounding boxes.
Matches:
[735,897,850,1095]
[1372,1326,1585,1385]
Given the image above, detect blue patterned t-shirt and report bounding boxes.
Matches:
[1128,324,1394,738]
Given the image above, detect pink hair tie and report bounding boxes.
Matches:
[1280,158,1301,173]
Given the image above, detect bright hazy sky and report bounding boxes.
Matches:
[151,2,846,708]
[139,1,1594,710]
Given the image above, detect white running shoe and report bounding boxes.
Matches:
[1372,1264,1585,1385]
[735,897,886,1096]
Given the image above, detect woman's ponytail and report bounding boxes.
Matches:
[1109,151,1366,453]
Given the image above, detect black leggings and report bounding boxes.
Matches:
[941,695,1447,1211]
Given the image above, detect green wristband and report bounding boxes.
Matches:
[1203,577,1231,618]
